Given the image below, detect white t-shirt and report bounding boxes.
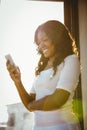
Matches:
[30,54,80,127]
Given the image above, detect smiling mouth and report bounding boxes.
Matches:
[43,49,48,54]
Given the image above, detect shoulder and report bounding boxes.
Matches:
[63,54,80,68]
[58,54,80,72]
[64,54,79,63]
[62,54,80,78]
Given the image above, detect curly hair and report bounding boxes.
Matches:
[34,20,78,76]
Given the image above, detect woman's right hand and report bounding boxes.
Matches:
[6,60,21,84]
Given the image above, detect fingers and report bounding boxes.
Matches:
[6,60,20,75]
[16,66,21,74]
[7,65,16,74]
[6,60,15,70]
[6,60,21,83]
[27,104,34,112]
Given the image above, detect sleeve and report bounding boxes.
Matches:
[56,55,80,93]
[29,78,36,94]
[29,85,36,94]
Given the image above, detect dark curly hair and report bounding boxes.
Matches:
[34,20,78,76]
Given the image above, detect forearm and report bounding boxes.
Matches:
[28,89,70,111]
[6,61,35,110]
[14,80,35,110]
[28,95,58,111]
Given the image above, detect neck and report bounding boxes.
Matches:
[48,55,56,64]
[44,56,55,70]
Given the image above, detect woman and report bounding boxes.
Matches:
[6,20,81,130]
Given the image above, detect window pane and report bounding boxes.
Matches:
[0,0,64,105]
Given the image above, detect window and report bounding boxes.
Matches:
[0,0,64,105]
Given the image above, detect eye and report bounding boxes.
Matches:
[43,38,48,42]
[37,39,48,45]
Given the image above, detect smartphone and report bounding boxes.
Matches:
[5,54,15,65]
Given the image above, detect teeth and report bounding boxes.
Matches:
[43,49,48,53]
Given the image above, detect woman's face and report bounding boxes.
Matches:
[37,31,56,58]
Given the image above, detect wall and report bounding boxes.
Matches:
[78,0,87,130]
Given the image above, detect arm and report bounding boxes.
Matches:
[6,60,35,110]
[14,80,36,110]
[28,89,70,111]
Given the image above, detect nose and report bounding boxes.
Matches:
[38,42,45,51]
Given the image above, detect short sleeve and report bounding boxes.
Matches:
[29,85,36,94]
[56,55,80,93]
[29,78,36,94]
